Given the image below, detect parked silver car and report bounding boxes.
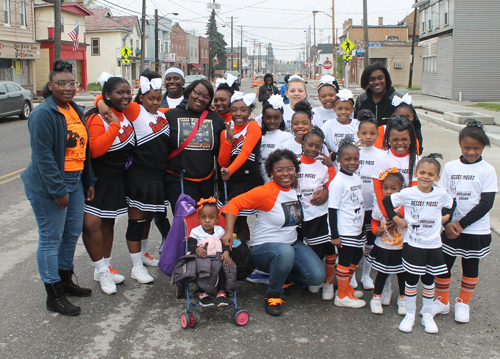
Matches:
[0,81,32,119]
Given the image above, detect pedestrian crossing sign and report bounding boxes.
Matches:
[341,39,355,54]
[343,54,353,61]
[120,46,132,59]
[122,59,130,65]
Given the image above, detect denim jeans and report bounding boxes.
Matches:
[250,240,326,297]
[25,173,85,284]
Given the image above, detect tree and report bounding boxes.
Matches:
[206,10,227,74]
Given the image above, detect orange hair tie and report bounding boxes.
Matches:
[197,197,217,211]
[379,167,399,181]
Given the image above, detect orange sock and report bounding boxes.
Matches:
[325,254,336,284]
[459,276,478,304]
[336,265,350,298]
[434,277,451,305]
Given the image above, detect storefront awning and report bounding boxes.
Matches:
[189,63,203,70]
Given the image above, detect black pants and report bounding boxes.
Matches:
[374,272,406,296]
[310,241,336,260]
[165,172,215,212]
[436,252,480,279]
[338,245,363,268]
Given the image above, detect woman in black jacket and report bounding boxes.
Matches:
[354,63,423,152]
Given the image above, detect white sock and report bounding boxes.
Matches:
[141,239,148,255]
[361,245,373,281]
[130,252,143,268]
[405,294,417,315]
[93,258,107,273]
[103,257,110,267]
[422,283,435,314]
[383,275,392,293]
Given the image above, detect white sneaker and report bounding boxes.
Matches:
[350,289,364,299]
[432,296,450,316]
[454,298,470,323]
[97,269,117,295]
[370,296,383,314]
[322,283,334,301]
[131,265,154,284]
[399,313,416,333]
[421,312,439,333]
[94,266,125,284]
[142,252,159,266]
[349,275,358,289]
[308,285,322,294]
[361,277,375,290]
[334,293,366,308]
[397,296,407,315]
[382,289,393,306]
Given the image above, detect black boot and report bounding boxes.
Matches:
[59,269,92,297]
[265,292,284,316]
[44,282,81,316]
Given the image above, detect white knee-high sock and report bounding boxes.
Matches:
[405,282,418,315]
[141,239,148,255]
[361,245,373,281]
[422,283,436,314]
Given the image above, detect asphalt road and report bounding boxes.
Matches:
[0,80,499,359]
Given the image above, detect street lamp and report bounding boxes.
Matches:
[313,10,318,80]
[313,8,336,77]
[155,11,179,72]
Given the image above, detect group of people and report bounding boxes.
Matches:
[23,60,496,336]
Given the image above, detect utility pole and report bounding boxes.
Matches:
[408,1,418,88]
[258,42,261,73]
[54,0,61,60]
[230,16,233,71]
[154,9,159,72]
[332,0,335,74]
[313,11,318,80]
[140,0,146,73]
[240,26,243,77]
[363,0,369,68]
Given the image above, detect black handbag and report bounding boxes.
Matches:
[231,239,254,280]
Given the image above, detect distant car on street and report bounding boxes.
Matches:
[0,81,32,120]
[276,76,287,91]
[224,71,241,86]
[184,75,207,88]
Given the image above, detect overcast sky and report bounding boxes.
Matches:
[98,0,416,60]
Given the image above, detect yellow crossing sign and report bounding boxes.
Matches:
[341,39,355,54]
[120,46,132,59]
[343,55,353,61]
[122,59,130,65]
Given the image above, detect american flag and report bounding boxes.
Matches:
[68,24,79,51]
[213,54,219,64]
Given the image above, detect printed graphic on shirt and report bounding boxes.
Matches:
[65,116,87,161]
[355,159,374,183]
[178,118,214,150]
[351,188,363,226]
[281,200,303,227]
[407,200,438,242]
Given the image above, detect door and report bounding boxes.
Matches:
[0,83,9,117]
[5,83,23,114]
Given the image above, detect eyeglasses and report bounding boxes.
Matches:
[273,166,296,175]
[191,89,211,102]
[52,81,79,90]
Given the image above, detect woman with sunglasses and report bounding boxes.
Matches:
[21,60,95,316]
[164,79,225,208]
[221,149,325,317]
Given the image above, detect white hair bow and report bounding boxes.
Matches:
[140,76,162,94]
[337,89,353,102]
[231,91,256,106]
[267,94,284,109]
[98,72,122,86]
[320,75,336,85]
[288,74,304,82]
[392,93,412,107]
[216,73,238,88]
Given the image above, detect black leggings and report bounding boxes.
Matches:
[405,273,434,287]
[374,272,406,296]
[338,246,363,268]
[310,242,336,261]
[436,253,480,279]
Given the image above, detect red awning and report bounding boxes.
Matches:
[189,63,203,70]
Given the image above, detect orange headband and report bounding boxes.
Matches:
[197,197,218,212]
[379,167,399,181]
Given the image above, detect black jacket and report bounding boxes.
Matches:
[161,91,188,108]
[354,87,423,153]
[258,84,279,103]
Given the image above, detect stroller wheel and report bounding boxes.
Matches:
[189,312,198,328]
[176,283,185,299]
[234,309,250,326]
[180,312,190,329]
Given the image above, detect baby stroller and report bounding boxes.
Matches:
[168,172,249,329]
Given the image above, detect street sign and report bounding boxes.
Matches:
[343,54,353,61]
[233,61,237,68]
[369,43,383,48]
[120,46,132,58]
[341,39,355,54]
[323,60,332,70]
[122,59,130,65]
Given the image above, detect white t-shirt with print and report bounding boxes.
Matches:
[372,150,420,188]
[321,118,360,154]
[356,146,383,210]
[282,138,329,160]
[297,159,330,221]
[390,186,453,249]
[439,159,498,235]
[259,129,294,183]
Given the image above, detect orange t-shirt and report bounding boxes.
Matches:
[58,105,87,171]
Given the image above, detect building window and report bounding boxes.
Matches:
[444,0,449,25]
[91,38,100,56]
[136,40,139,50]
[20,1,26,27]
[423,57,437,73]
[387,36,399,41]
[130,39,133,50]
[61,17,64,32]
[421,10,425,32]
[164,41,168,53]
[428,19,432,31]
[4,0,10,25]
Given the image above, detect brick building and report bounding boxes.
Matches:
[199,37,209,75]
[169,23,187,74]
[340,15,422,88]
